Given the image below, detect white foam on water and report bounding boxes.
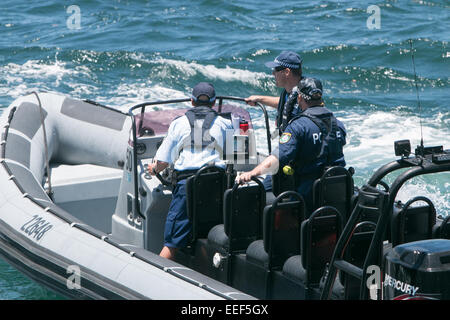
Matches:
[248,110,277,155]
[151,58,273,88]
[66,82,98,97]
[5,60,70,79]
[340,110,450,170]
[128,52,153,64]
[252,49,270,57]
[95,82,190,112]
[396,178,450,218]
[383,69,410,82]
[338,109,450,216]
[0,56,93,100]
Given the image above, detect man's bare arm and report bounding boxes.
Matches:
[245,95,279,108]
[235,155,279,184]
[147,159,169,175]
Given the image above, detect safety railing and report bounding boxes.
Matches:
[127,97,272,221]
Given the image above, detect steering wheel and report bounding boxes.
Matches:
[143,164,172,187]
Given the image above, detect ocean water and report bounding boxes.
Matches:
[0,0,448,299]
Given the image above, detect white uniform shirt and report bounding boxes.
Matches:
[154,112,233,171]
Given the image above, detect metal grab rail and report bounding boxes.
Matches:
[320,186,388,300]
[127,97,272,222]
[321,152,450,300]
[216,96,272,155]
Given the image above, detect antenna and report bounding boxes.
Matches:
[409,39,424,155]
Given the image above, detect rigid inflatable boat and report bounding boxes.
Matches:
[0,91,449,300]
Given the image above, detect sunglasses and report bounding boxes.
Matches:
[274,66,287,72]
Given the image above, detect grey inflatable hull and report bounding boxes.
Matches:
[0,92,253,300]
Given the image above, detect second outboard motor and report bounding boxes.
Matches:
[383,239,450,300]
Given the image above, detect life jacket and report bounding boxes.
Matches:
[272,105,345,196]
[177,106,223,157]
[290,106,344,170]
[276,89,287,133]
[173,106,230,183]
[279,90,299,134]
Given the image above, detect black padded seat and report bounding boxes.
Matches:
[176,165,226,268]
[207,224,229,249]
[274,257,345,300]
[272,206,343,299]
[312,166,354,222]
[206,180,267,249]
[262,191,305,269]
[185,165,227,243]
[269,167,352,299]
[267,167,352,300]
[245,240,269,267]
[341,221,381,300]
[391,196,436,247]
[437,216,450,239]
[221,178,266,251]
[300,206,343,285]
[319,273,345,300]
[282,255,306,282]
[230,191,305,299]
[320,186,388,301]
[265,191,276,205]
[199,178,266,284]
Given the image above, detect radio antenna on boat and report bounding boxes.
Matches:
[409,38,424,155]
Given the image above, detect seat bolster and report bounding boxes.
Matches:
[282,255,306,284]
[265,191,276,205]
[300,219,308,267]
[185,176,195,220]
[319,273,345,300]
[223,189,233,235]
[246,240,268,267]
[262,206,272,252]
[207,224,229,248]
[331,274,345,300]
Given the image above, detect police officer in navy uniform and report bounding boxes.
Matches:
[237,77,346,216]
[148,82,233,260]
[245,51,303,191]
[245,50,303,135]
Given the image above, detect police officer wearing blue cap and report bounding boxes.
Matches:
[245,51,304,191]
[237,77,346,216]
[245,50,303,134]
[148,82,233,260]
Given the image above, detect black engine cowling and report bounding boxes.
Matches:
[383,239,450,300]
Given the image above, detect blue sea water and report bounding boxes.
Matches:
[0,0,448,299]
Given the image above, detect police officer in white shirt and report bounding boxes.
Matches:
[147,82,233,260]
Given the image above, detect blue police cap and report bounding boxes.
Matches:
[192,82,216,103]
[297,77,323,101]
[265,51,303,69]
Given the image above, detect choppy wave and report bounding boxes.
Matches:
[150,57,272,87]
[343,110,449,169]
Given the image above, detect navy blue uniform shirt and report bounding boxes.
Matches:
[272,107,347,212]
[274,115,346,176]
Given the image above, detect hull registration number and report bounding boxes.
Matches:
[20,215,53,241]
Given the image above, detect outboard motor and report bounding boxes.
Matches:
[383,239,450,300]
